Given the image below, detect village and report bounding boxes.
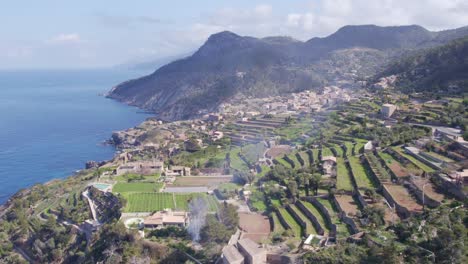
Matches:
[70,84,468,263]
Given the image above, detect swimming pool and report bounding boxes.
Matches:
[93,183,111,191]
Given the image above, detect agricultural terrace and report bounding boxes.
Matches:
[336,158,353,191]
[335,195,360,217]
[331,144,344,158]
[391,147,435,173]
[289,204,316,235]
[348,156,373,188]
[229,147,250,172]
[322,148,334,157]
[316,198,350,237]
[278,208,302,237]
[302,201,330,233]
[378,152,409,178]
[344,142,354,157]
[272,212,285,233]
[383,184,423,213]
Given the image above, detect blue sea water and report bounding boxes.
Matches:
[0,69,152,204]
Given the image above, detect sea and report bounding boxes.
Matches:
[0,69,152,204]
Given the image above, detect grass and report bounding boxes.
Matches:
[299,152,310,166]
[278,208,302,237]
[344,142,354,157]
[392,147,435,173]
[336,158,353,191]
[123,193,218,212]
[174,193,218,211]
[289,205,316,235]
[113,182,162,193]
[275,157,293,168]
[331,144,344,158]
[322,148,334,157]
[316,198,350,237]
[302,201,329,233]
[272,212,285,233]
[124,193,174,212]
[426,151,454,163]
[229,147,249,172]
[348,156,373,188]
[312,149,319,164]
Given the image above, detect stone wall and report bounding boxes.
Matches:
[294,201,325,235]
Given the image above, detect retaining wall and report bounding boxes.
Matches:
[294,201,325,236]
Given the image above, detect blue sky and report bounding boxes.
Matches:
[1,0,467,69]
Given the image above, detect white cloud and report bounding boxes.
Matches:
[284,0,468,38]
[47,33,82,44]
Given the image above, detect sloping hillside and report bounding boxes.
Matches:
[108,25,468,120]
[378,37,468,93]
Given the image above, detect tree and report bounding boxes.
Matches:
[309,173,322,196]
[287,181,298,202]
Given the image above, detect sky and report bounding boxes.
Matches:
[1,0,468,69]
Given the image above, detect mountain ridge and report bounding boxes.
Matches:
[107,24,468,120]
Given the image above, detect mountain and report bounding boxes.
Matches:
[116,53,192,71]
[377,36,468,93]
[107,25,468,120]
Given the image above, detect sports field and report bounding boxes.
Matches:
[123,192,218,212]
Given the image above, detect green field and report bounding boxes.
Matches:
[348,156,373,188]
[124,193,174,212]
[344,142,354,157]
[392,147,435,173]
[272,212,285,233]
[322,148,334,157]
[316,198,350,237]
[302,201,329,232]
[331,144,344,158]
[124,193,218,212]
[113,182,162,193]
[229,148,250,172]
[278,208,302,237]
[336,158,353,191]
[312,149,319,163]
[290,205,316,235]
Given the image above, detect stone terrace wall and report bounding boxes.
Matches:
[295,201,325,236]
[303,197,336,237]
[331,196,359,234]
[381,185,412,219]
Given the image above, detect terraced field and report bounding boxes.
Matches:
[285,154,301,168]
[298,152,310,167]
[302,201,329,233]
[275,157,293,168]
[312,149,319,164]
[322,147,334,157]
[344,142,354,157]
[336,158,353,191]
[316,198,351,237]
[331,144,344,158]
[348,156,373,188]
[272,212,285,233]
[289,205,316,235]
[391,147,435,173]
[278,208,302,237]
